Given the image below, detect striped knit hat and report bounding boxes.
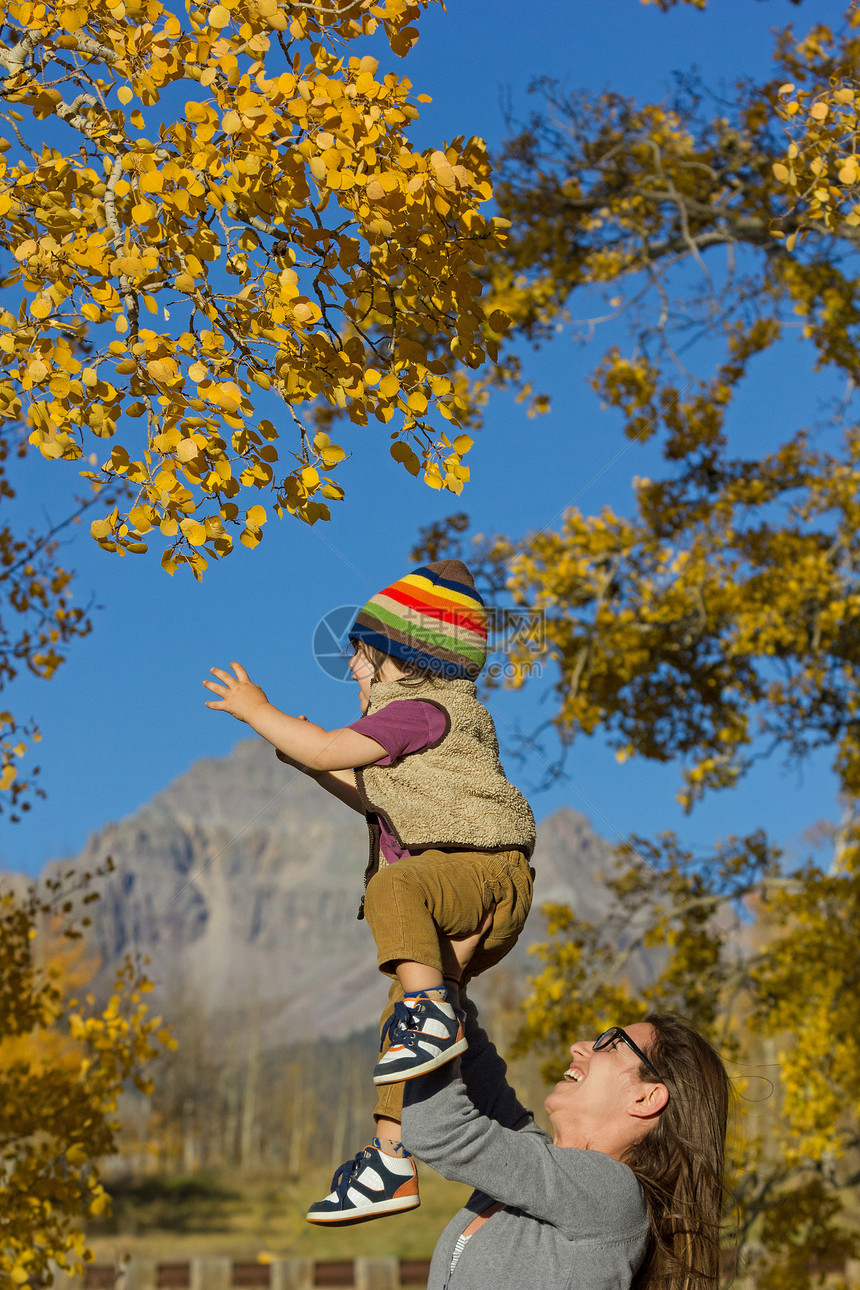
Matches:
[350,560,488,680]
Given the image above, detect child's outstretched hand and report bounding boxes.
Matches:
[204,662,269,723]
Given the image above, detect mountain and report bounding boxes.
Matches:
[36,738,620,1048]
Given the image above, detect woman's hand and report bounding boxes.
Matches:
[203,662,269,723]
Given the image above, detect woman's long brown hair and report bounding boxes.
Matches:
[624,1012,729,1290]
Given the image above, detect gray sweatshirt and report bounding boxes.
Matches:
[401,1002,650,1290]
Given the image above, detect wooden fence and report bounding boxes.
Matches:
[53,1254,860,1289]
[57,1259,432,1290]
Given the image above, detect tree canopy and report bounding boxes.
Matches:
[0,0,509,567]
[451,3,860,809]
[0,0,513,811]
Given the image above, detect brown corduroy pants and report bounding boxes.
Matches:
[362,847,533,1123]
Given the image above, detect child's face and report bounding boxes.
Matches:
[348,644,377,713]
[348,644,406,713]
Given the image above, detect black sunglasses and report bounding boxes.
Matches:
[593,1026,664,1083]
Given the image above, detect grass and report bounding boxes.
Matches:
[87,1166,473,1264]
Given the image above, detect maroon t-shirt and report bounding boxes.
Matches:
[349,699,447,863]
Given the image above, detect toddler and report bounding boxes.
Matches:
[204,560,535,1223]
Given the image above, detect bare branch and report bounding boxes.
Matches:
[0,29,39,73]
[0,486,118,583]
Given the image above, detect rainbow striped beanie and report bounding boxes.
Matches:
[350,560,488,680]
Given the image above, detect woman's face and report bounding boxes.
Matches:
[544,1022,666,1156]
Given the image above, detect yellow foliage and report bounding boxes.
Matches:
[410,4,860,813]
[0,0,502,813]
[0,0,495,578]
[0,864,172,1282]
[770,26,860,246]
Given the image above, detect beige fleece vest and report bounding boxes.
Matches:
[355,677,536,860]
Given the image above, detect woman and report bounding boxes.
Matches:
[401,996,729,1290]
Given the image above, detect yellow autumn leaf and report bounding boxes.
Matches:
[180,519,208,545]
[147,360,174,383]
[319,443,345,465]
[390,441,420,475]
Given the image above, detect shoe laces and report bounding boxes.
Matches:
[330,1147,369,1202]
[379,999,418,1051]
[329,1143,410,1202]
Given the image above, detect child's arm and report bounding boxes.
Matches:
[288,762,364,813]
[308,768,365,812]
[203,662,387,774]
[275,723,365,814]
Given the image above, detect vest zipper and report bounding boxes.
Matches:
[357,814,382,920]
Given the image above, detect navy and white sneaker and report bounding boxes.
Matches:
[373,993,467,1085]
[305,1141,419,1224]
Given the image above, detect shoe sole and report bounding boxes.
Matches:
[372,1036,468,1085]
[305,1195,420,1225]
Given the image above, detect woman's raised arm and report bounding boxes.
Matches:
[456,995,533,1130]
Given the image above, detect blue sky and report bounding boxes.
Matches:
[2,0,850,874]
